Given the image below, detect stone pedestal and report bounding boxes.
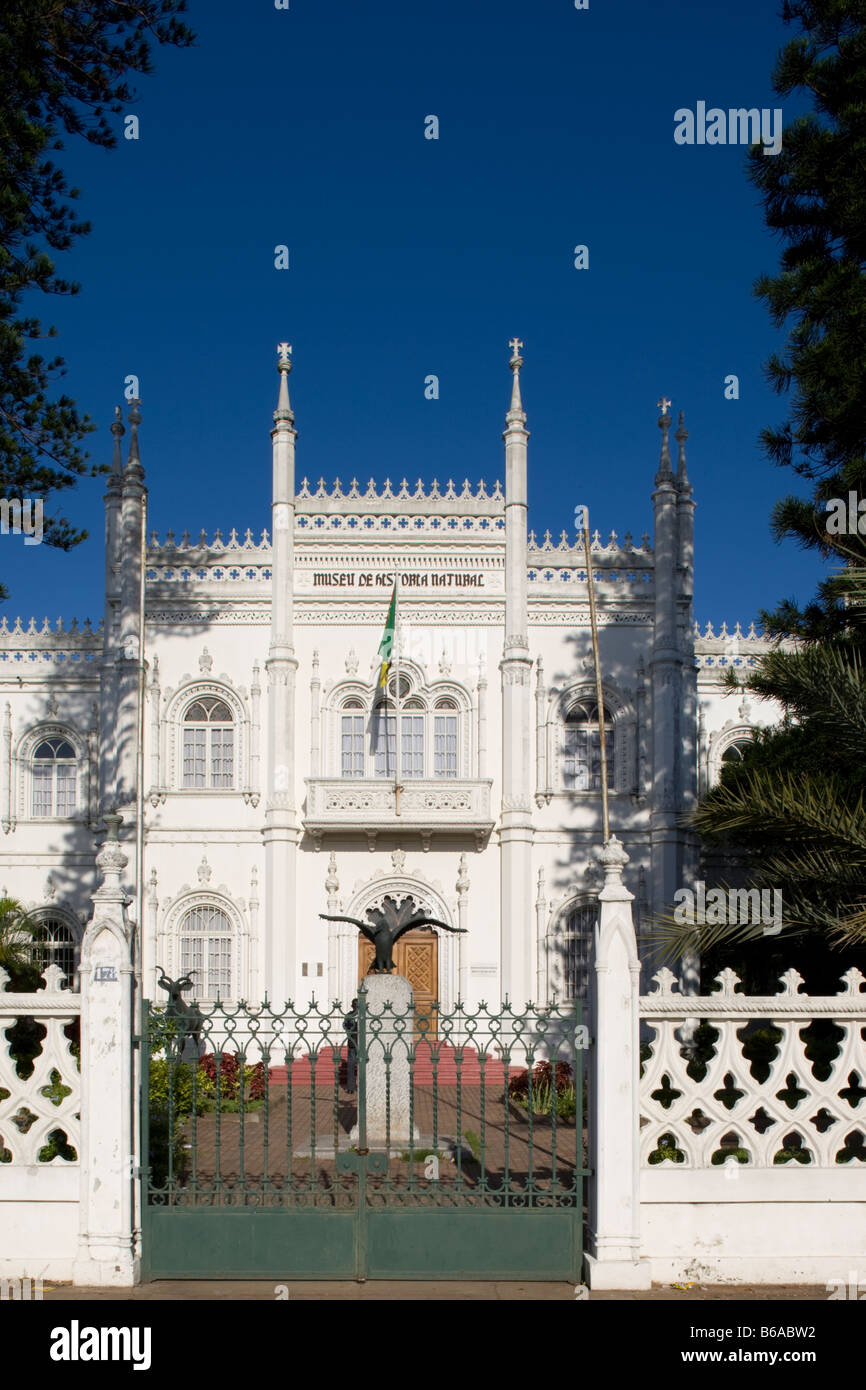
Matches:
[73,813,138,1287]
[586,836,651,1290]
[353,973,417,1149]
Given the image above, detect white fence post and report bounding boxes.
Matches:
[585,835,651,1289]
[73,812,138,1286]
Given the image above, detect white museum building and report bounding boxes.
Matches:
[0,344,781,1010]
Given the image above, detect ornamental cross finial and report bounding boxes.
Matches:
[277,342,292,366]
[509,337,523,359]
[657,396,672,416]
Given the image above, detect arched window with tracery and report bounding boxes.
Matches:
[333,670,469,780]
[400,697,425,778]
[182,698,234,789]
[179,905,232,999]
[30,916,76,985]
[708,728,755,788]
[341,698,365,777]
[548,899,597,1002]
[563,700,613,792]
[721,739,751,767]
[31,737,77,817]
[433,697,458,778]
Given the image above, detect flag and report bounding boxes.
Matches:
[377,579,397,688]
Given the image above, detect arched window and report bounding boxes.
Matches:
[709,730,755,788]
[31,738,77,817]
[563,701,613,792]
[721,739,751,766]
[434,698,458,778]
[371,697,397,779]
[182,698,234,789]
[179,905,232,999]
[372,682,427,780]
[554,901,597,1001]
[336,674,466,780]
[30,917,76,985]
[401,698,425,778]
[341,698,365,777]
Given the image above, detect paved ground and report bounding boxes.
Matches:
[120,1075,823,1303]
[42,1280,827,1301]
[183,1085,581,1192]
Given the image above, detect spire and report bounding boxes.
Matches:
[675,410,691,492]
[125,398,143,475]
[506,337,525,421]
[655,396,673,484]
[110,406,124,476]
[274,341,294,424]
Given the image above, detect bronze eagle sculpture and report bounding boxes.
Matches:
[319,894,467,974]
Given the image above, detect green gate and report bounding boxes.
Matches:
[138,991,589,1280]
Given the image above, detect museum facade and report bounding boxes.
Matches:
[0,346,779,1009]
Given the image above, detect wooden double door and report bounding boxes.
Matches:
[358,929,438,1039]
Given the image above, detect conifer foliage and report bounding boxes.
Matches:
[747,0,866,640]
[0,2,194,592]
[691,567,866,951]
[678,3,866,959]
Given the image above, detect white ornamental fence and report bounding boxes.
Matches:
[0,823,863,1287]
[585,836,866,1289]
[640,964,866,1168]
[0,813,137,1285]
[0,964,81,1279]
[635,964,866,1286]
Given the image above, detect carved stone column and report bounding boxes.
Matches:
[1,702,11,834]
[264,347,300,1003]
[310,649,321,777]
[325,852,339,1002]
[585,836,650,1290]
[247,661,261,807]
[534,658,548,807]
[148,655,160,797]
[73,812,137,1286]
[146,867,158,1000]
[456,853,469,1003]
[535,866,548,1003]
[249,866,260,1002]
[499,345,533,1003]
[476,655,487,779]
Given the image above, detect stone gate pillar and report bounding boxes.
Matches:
[585,836,650,1290]
[73,812,138,1286]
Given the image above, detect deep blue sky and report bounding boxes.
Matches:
[10,0,825,630]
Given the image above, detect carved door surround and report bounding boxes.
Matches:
[358,923,438,1039]
[334,865,457,1012]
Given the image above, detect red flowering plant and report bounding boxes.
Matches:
[196,1051,266,1109]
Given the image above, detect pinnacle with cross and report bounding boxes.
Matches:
[657,396,672,416]
[277,342,292,366]
[509,337,523,360]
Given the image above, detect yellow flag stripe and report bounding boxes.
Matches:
[376,580,397,687]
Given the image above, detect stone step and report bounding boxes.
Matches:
[267,1043,519,1088]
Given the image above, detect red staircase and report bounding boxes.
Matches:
[268,1043,522,1088]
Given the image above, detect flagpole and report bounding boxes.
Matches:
[394,572,402,815]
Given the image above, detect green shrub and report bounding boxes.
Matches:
[146,1051,268,1190]
[508,1062,577,1119]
